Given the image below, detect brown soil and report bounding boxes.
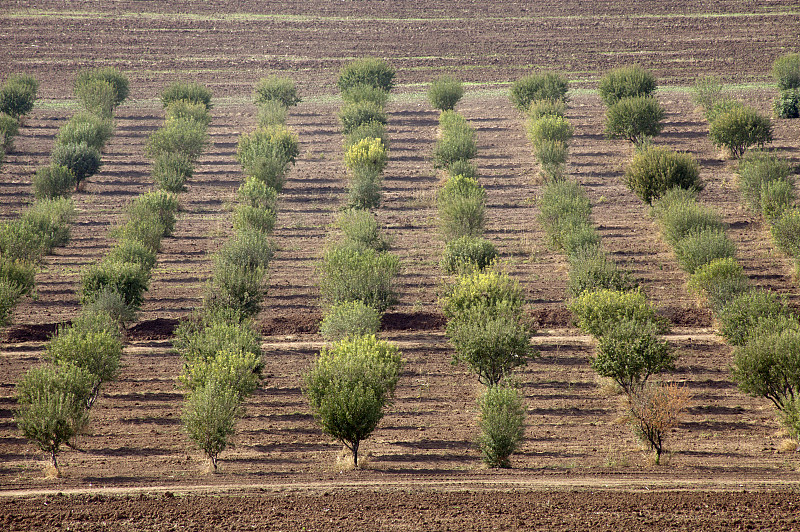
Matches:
[2,0,800,528]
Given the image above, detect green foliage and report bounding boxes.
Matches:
[74,78,116,118]
[718,289,792,346]
[161,82,213,110]
[568,288,667,338]
[304,335,402,467]
[180,347,263,399]
[687,257,749,310]
[343,120,388,151]
[80,260,150,310]
[238,176,278,211]
[673,228,736,274]
[709,106,773,159]
[319,300,382,341]
[344,136,388,174]
[593,317,676,396]
[146,117,209,162]
[346,167,383,210]
[446,159,478,179]
[51,142,102,187]
[165,99,211,128]
[127,190,179,237]
[204,264,267,318]
[537,178,593,250]
[509,72,569,112]
[236,125,299,192]
[46,317,123,407]
[335,208,391,252]
[691,76,724,113]
[0,220,48,262]
[32,165,76,200]
[736,150,794,213]
[534,139,569,180]
[446,302,534,386]
[182,380,241,471]
[0,256,36,297]
[174,314,262,364]
[214,230,274,273]
[433,120,477,169]
[75,67,129,108]
[652,194,722,246]
[625,146,702,205]
[773,89,800,119]
[256,100,288,127]
[0,113,19,152]
[567,246,636,298]
[761,179,796,222]
[152,152,193,192]
[771,208,800,260]
[254,76,301,108]
[428,75,464,112]
[526,99,567,120]
[773,53,800,91]
[440,236,498,274]
[604,95,664,144]
[233,203,277,234]
[15,364,93,471]
[337,57,396,93]
[341,84,390,107]
[339,100,387,135]
[439,110,469,132]
[526,114,574,145]
[81,287,137,332]
[5,73,39,100]
[56,112,113,151]
[477,384,526,468]
[437,175,486,240]
[597,65,657,106]
[440,270,525,320]
[0,279,24,326]
[705,98,743,123]
[318,244,400,313]
[116,214,165,254]
[19,198,76,253]
[0,81,36,118]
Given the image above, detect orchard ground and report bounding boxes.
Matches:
[1,1,800,529]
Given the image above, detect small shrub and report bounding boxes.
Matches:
[256,100,288,127]
[762,179,796,221]
[649,186,699,220]
[55,112,113,151]
[127,190,179,237]
[446,159,478,179]
[236,125,300,189]
[46,319,123,407]
[567,246,636,298]
[319,301,381,341]
[526,99,567,119]
[165,99,211,128]
[440,270,525,320]
[5,73,39,100]
[773,89,800,119]
[0,279,24,326]
[341,84,390,107]
[709,106,773,158]
[526,114,573,145]
[537,178,592,249]
[74,78,116,118]
[771,208,800,259]
[437,175,486,240]
[0,256,36,297]
[233,203,276,234]
[214,230,274,272]
[625,146,701,205]
[347,167,383,210]
[180,347,263,398]
[673,228,736,274]
[18,198,76,253]
[75,67,129,108]
[559,222,600,257]
[204,264,267,318]
[152,152,193,192]
[15,364,93,473]
[81,287,137,332]
[335,208,390,252]
[736,150,794,213]
[446,303,534,386]
[0,113,19,152]
[773,53,800,91]
[428,75,464,112]
[318,245,400,313]
[337,57,395,93]
[51,142,102,189]
[687,257,747,303]
[304,335,402,467]
[441,236,497,274]
[477,385,526,468]
[705,97,744,123]
[80,260,150,310]
[0,221,48,262]
[597,65,657,106]
[691,76,724,113]
[344,136,388,174]
[604,95,664,144]
[146,117,208,162]
[0,82,36,119]
[509,72,569,112]
[533,139,568,180]
[174,314,261,364]
[593,317,676,396]
[161,82,212,109]
[439,109,469,133]
[653,197,722,246]
[116,215,166,253]
[339,101,387,135]
[343,120,388,151]
[628,382,691,464]
[254,76,301,108]
[718,289,792,346]
[568,288,667,338]
[238,176,279,211]
[433,124,477,169]
[182,380,241,471]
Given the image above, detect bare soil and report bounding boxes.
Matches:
[2,1,800,528]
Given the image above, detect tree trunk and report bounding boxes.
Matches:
[352,441,359,468]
